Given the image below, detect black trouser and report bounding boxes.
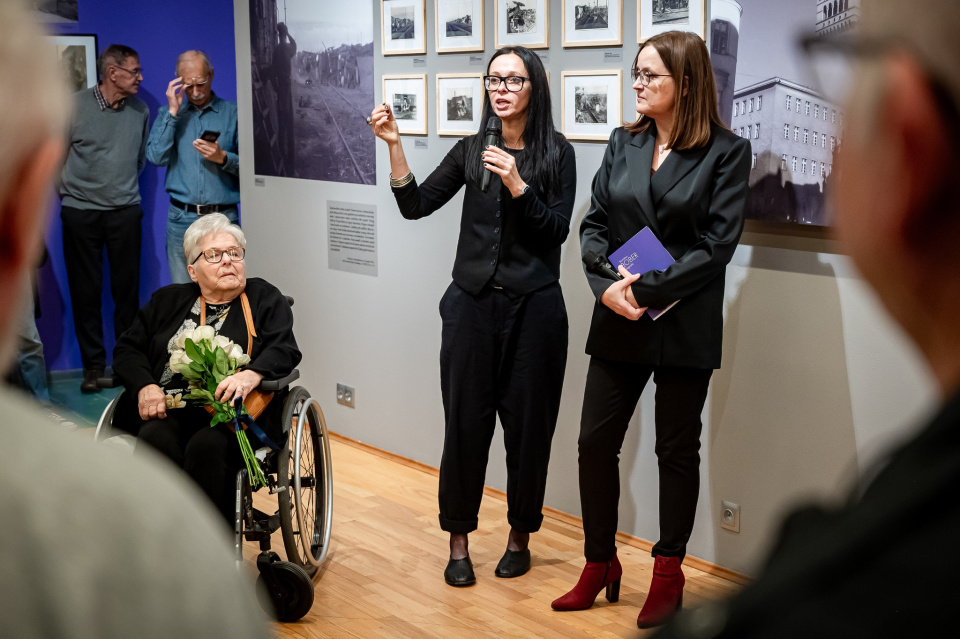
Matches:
[61,204,142,370]
[578,357,712,562]
[437,282,568,534]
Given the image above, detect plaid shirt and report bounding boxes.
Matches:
[93,84,126,111]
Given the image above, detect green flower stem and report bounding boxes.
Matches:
[237,429,267,488]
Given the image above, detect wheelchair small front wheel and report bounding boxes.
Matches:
[255,560,314,622]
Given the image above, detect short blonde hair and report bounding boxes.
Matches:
[182,214,246,265]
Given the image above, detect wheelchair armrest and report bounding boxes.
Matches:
[96,375,121,389]
[260,369,299,392]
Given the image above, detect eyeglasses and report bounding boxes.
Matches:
[631,68,670,87]
[484,75,529,92]
[182,78,210,90]
[191,246,246,265]
[112,65,143,77]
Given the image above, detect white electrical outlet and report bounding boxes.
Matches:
[720,500,740,533]
[336,383,355,409]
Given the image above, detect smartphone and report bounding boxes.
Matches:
[199,130,221,142]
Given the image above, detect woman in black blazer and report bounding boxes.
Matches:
[370,47,576,587]
[551,32,751,628]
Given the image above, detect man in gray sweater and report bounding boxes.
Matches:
[60,44,149,393]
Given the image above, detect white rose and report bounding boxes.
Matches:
[228,343,244,361]
[194,325,216,343]
[176,328,195,349]
[236,354,251,367]
[168,349,186,369]
[213,334,232,350]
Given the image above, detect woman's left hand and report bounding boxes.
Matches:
[482,146,526,197]
[214,369,264,405]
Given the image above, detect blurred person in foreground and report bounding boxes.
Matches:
[656,0,960,636]
[0,2,268,637]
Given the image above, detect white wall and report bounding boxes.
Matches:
[233,0,936,575]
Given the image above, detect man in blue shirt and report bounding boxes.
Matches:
[146,50,239,283]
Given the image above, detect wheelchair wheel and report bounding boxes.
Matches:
[94,389,124,443]
[277,386,333,578]
[256,560,314,622]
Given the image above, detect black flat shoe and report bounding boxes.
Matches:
[444,556,476,587]
[494,548,531,578]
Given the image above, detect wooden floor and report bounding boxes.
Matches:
[247,435,743,638]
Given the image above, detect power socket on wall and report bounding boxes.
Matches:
[336,383,355,409]
[720,500,741,533]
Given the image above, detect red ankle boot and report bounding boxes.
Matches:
[551,553,623,611]
[637,555,684,628]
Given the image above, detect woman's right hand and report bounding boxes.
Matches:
[369,103,400,145]
[600,266,647,320]
[138,384,167,421]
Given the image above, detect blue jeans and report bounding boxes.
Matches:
[166,204,240,284]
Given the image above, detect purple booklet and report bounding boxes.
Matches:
[608,227,678,320]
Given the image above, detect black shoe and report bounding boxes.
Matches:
[494,548,531,578]
[80,369,103,394]
[444,556,476,587]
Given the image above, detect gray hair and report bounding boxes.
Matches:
[182,214,246,265]
[97,44,140,79]
[0,0,70,211]
[176,50,214,78]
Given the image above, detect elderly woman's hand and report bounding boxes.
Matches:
[214,369,264,405]
[138,384,168,420]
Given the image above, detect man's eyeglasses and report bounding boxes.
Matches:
[191,246,246,265]
[631,68,670,87]
[112,65,143,77]
[484,75,529,92]
[182,78,210,90]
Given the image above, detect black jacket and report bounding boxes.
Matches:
[392,134,577,296]
[581,124,751,368]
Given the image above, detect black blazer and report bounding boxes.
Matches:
[392,134,577,296]
[580,124,751,369]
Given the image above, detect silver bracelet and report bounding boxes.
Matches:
[389,172,414,188]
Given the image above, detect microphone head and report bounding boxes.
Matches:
[582,250,604,269]
[485,115,502,134]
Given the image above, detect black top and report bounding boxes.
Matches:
[654,387,960,639]
[113,277,302,395]
[580,124,751,368]
[392,134,577,296]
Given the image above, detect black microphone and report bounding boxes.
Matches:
[480,116,502,193]
[583,250,624,281]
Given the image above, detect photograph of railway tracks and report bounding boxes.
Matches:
[638,0,703,41]
[249,0,375,185]
[562,0,622,47]
[653,0,689,26]
[436,0,484,53]
[574,0,609,29]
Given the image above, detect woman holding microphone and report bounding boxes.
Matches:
[370,46,576,587]
[551,31,751,628]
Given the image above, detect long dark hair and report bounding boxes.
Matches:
[465,46,565,196]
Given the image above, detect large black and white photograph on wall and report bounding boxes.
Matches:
[33,0,78,22]
[249,0,376,184]
[381,0,427,55]
[638,0,704,41]
[435,0,484,53]
[562,0,623,48]
[495,0,549,49]
[436,73,483,136]
[382,74,427,135]
[52,34,98,93]
[712,0,855,228]
[561,69,621,141]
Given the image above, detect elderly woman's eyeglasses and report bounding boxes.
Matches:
[484,75,529,92]
[631,68,670,87]
[192,246,245,265]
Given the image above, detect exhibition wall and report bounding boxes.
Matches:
[224,0,937,575]
[39,0,238,371]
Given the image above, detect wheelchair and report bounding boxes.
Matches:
[94,370,333,622]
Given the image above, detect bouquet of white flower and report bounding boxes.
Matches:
[169,326,266,486]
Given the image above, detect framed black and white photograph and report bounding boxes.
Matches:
[561,69,622,141]
[638,0,705,42]
[51,34,98,93]
[562,0,623,48]
[436,0,484,53]
[436,73,483,136]
[495,0,549,49]
[382,0,427,55]
[34,0,78,23]
[383,74,428,135]
[249,0,376,184]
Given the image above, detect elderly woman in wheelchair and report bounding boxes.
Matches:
[112,213,300,524]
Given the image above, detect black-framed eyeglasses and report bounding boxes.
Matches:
[112,65,143,77]
[191,246,245,265]
[631,68,670,87]
[484,75,529,92]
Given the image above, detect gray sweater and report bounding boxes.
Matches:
[60,87,149,210]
